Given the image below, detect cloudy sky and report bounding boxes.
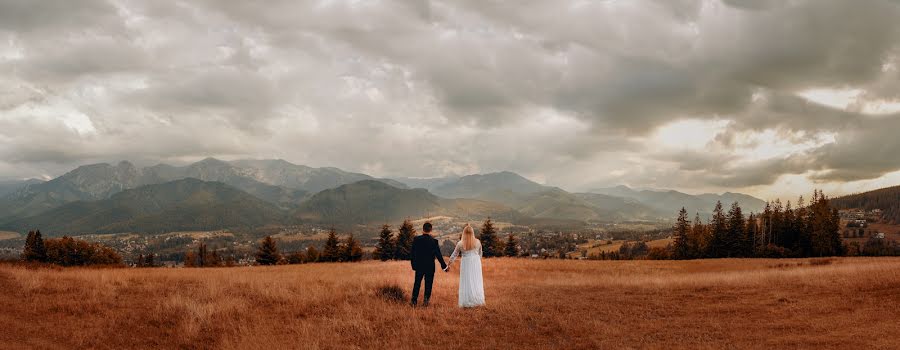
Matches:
[2,0,900,199]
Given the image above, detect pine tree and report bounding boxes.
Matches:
[197,242,208,267]
[691,213,705,257]
[673,207,691,259]
[22,230,47,262]
[480,217,501,258]
[394,220,415,260]
[305,245,320,263]
[794,196,812,256]
[504,234,520,257]
[759,202,772,249]
[726,202,745,257]
[706,201,728,258]
[374,224,395,261]
[321,228,341,262]
[255,236,281,265]
[342,234,364,262]
[745,213,758,257]
[22,230,35,261]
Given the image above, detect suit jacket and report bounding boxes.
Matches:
[411,234,447,273]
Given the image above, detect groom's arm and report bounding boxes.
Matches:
[434,240,447,270]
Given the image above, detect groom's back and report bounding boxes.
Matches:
[411,234,436,271]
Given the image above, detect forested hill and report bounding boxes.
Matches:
[832,185,900,224]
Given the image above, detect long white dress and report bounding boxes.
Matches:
[447,240,485,308]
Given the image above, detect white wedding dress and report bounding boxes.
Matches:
[447,240,485,308]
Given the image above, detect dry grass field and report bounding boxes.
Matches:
[2,258,900,350]
[0,231,20,240]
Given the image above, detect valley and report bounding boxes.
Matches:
[0,158,763,236]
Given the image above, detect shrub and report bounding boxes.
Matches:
[647,247,671,260]
[809,258,834,266]
[375,284,406,303]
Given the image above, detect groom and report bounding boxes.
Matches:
[410,222,447,307]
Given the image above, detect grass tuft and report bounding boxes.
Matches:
[375,284,407,303]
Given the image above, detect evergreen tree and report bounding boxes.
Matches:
[504,234,520,257]
[321,228,341,262]
[759,202,772,249]
[342,234,364,262]
[725,202,745,257]
[706,201,728,258]
[305,245,320,263]
[22,230,47,262]
[771,199,785,250]
[255,236,281,265]
[197,242,208,267]
[690,213,705,257]
[480,217,501,258]
[394,219,415,260]
[374,224,395,261]
[673,208,692,259]
[745,213,758,257]
[794,196,812,256]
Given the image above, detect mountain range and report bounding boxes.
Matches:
[590,185,767,216]
[0,158,768,236]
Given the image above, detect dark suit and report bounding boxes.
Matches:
[410,234,447,304]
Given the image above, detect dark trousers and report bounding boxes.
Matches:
[411,270,435,303]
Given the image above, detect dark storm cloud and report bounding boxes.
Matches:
[1,0,900,194]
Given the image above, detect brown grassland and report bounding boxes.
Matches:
[2,257,900,349]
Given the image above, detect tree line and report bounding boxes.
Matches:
[21,230,123,266]
[374,218,521,261]
[670,190,845,259]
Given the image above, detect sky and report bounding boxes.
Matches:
[2,0,900,200]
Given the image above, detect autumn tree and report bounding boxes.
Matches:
[255,236,281,265]
[394,219,415,260]
[374,224,395,261]
[673,208,691,259]
[504,234,520,257]
[287,251,305,264]
[480,217,501,258]
[184,251,197,267]
[305,245,320,263]
[321,228,341,262]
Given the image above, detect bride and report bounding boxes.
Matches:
[445,223,485,308]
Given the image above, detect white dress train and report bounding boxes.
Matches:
[447,240,485,308]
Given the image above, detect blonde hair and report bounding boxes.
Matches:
[461,224,476,250]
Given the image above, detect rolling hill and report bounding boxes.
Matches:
[428,171,550,200]
[590,185,766,217]
[294,180,519,224]
[832,185,900,224]
[1,179,290,236]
